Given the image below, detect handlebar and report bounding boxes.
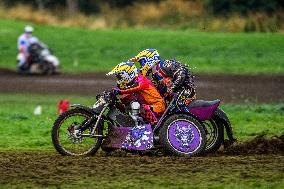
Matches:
[96,90,118,104]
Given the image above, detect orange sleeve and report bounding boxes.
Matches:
[120,83,142,94]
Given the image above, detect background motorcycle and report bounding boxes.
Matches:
[20,42,60,75]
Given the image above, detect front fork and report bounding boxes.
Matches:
[79,104,109,137]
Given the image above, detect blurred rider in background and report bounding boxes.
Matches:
[17,25,37,72]
[17,25,60,74]
[129,49,196,105]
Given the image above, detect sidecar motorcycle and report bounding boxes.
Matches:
[52,90,235,156]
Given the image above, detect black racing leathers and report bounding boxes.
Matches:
[152,59,196,103]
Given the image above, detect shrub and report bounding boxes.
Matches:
[206,0,283,16]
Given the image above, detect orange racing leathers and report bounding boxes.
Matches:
[118,75,166,124]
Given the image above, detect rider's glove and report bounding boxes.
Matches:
[111,88,121,95]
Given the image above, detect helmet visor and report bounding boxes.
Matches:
[115,72,123,80]
[139,58,146,67]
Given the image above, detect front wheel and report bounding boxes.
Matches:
[159,114,206,156]
[52,109,103,156]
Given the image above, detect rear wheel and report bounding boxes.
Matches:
[203,117,224,153]
[159,114,206,156]
[42,61,55,75]
[52,109,103,156]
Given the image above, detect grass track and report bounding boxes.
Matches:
[0,19,284,74]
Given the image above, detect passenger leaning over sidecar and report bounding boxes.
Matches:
[152,59,196,104]
[107,61,166,125]
[129,49,196,105]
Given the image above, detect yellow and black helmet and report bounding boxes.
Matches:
[107,62,138,89]
[129,49,160,76]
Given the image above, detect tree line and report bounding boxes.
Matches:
[0,0,159,14]
[1,0,283,15]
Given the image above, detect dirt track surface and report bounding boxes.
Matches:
[0,152,283,188]
[0,68,284,103]
[0,136,283,188]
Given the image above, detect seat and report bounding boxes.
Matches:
[187,99,220,108]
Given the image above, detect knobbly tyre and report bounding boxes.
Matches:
[52,90,235,156]
[183,99,235,153]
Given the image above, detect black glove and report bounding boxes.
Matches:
[111,88,121,95]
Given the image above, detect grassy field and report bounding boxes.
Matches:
[0,19,284,75]
[0,93,283,150]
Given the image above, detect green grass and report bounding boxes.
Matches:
[0,93,283,150]
[0,19,284,74]
[0,93,96,150]
[222,104,284,139]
